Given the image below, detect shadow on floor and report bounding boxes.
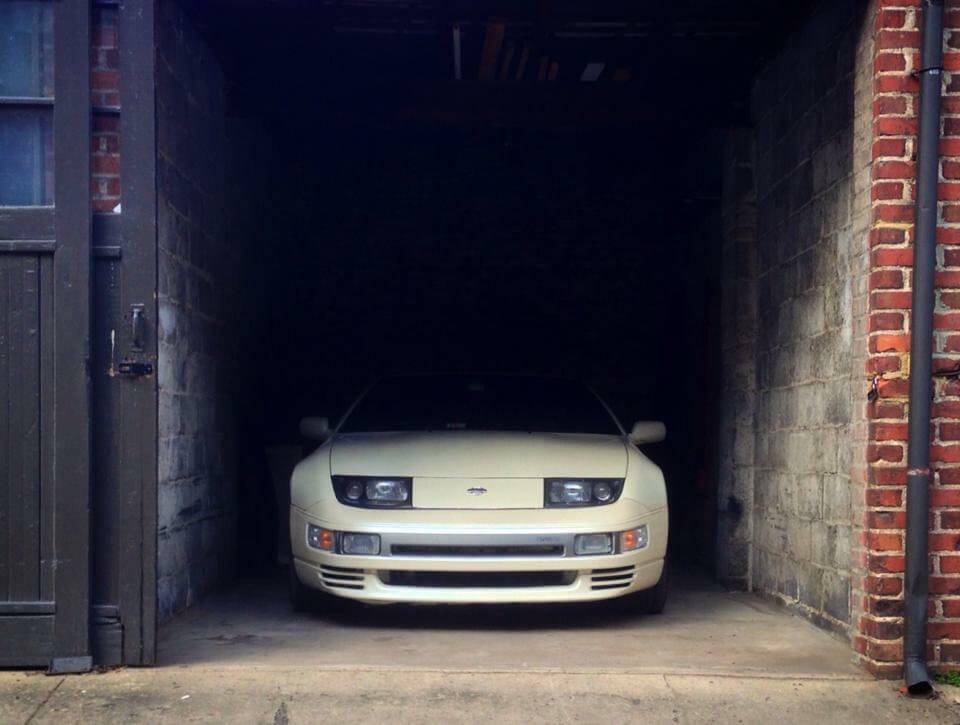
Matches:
[158,566,862,678]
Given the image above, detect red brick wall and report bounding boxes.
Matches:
[860,0,960,677]
[91,2,121,213]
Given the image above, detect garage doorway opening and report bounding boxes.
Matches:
[242,122,723,569]
[154,0,828,624]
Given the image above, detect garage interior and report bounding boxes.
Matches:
[151,0,864,657]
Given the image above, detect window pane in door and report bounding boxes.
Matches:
[0,110,53,205]
[0,1,54,98]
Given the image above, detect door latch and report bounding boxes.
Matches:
[116,361,154,376]
[131,304,146,351]
[106,303,154,379]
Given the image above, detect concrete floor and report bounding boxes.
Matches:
[159,570,859,676]
[2,571,958,723]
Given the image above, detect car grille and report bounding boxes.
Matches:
[390,544,565,558]
[589,565,635,590]
[320,564,364,590]
[379,570,576,588]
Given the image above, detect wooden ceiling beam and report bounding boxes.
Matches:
[478,20,506,81]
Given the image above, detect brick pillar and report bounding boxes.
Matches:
[859,0,960,677]
[91,2,121,213]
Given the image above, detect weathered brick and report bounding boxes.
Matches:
[931,577,960,596]
[867,531,903,551]
[869,312,905,331]
[864,575,903,596]
[931,532,960,552]
[942,511,960,530]
[872,466,908,486]
[866,488,903,507]
[873,290,913,309]
[861,616,903,640]
[871,227,907,246]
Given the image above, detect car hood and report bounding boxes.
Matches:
[330,431,628,479]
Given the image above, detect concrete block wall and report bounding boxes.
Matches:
[719,0,875,631]
[156,0,239,621]
[717,129,759,591]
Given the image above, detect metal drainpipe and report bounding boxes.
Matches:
[905,0,944,696]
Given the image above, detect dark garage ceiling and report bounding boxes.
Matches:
[187,0,823,127]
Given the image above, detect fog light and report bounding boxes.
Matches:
[574,533,613,556]
[341,532,381,556]
[307,524,335,551]
[620,525,649,551]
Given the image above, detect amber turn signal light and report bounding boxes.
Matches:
[307,524,336,551]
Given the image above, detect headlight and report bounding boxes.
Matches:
[332,476,413,507]
[366,479,409,503]
[344,479,365,501]
[592,481,614,502]
[544,478,624,507]
[549,480,592,504]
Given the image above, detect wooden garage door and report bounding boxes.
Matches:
[0,0,91,671]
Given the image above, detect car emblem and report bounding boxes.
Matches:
[466,487,488,496]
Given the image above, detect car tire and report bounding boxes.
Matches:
[289,562,323,612]
[289,563,348,614]
[626,566,669,616]
[287,561,314,612]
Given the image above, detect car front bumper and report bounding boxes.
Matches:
[290,505,667,604]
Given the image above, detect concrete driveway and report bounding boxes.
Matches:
[2,572,958,723]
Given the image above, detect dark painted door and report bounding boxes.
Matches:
[89,0,158,666]
[0,1,92,671]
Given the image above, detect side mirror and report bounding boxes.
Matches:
[629,420,666,445]
[299,417,331,441]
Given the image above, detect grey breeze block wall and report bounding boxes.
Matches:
[718,0,874,631]
[156,0,240,620]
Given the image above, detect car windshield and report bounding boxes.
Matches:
[339,375,622,435]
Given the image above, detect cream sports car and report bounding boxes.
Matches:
[289,374,669,612]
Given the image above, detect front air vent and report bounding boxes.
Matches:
[380,570,575,588]
[320,564,364,590]
[590,565,635,590]
[391,544,565,558]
